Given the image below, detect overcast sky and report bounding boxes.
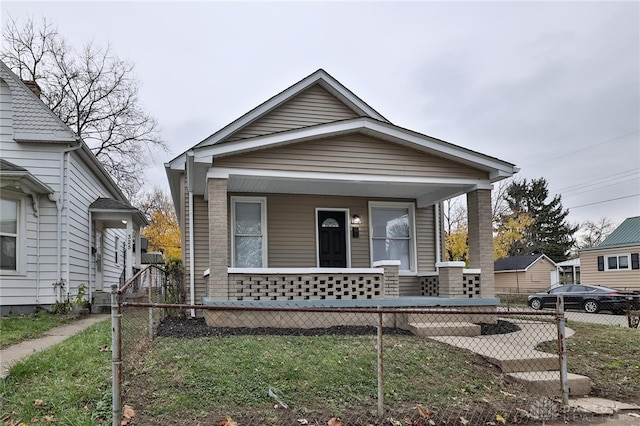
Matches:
[3,1,639,227]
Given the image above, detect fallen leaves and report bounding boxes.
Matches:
[495,413,506,424]
[120,404,136,425]
[327,417,343,426]
[219,417,238,426]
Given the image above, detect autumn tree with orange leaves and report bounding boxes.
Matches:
[136,188,181,261]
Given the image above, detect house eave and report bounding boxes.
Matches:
[580,243,640,253]
[192,118,517,178]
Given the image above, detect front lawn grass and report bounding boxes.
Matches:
[0,312,75,348]
[0,320,112,425]
[127,333,529,419]
[538,321,640,404]
[2,317,639,425]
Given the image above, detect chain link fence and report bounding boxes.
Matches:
[109,271,639,425]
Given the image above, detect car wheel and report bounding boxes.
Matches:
[583,300,599,313]
[530,298,543,310]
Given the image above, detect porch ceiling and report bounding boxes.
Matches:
[224,173,480,206]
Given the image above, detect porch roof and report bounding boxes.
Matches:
[89,197,149,228]
[166,118,517,215]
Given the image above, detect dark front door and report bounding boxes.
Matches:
[318,210,347,267]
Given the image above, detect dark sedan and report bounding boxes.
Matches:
[528,284,639,314]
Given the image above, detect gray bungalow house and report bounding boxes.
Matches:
[0,60,147,314]
[165,69,518,326]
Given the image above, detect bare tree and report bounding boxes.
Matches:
[576,217,616,249]
[1,16,166,198]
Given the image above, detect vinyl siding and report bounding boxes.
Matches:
[227,84,360,141]
[580,247,640,291]
[67,153,125,290]
[182,175,210,303]
[262,193,371,268]
[0,68,129,308]
[494,258,558,293]
[215,134,487,180]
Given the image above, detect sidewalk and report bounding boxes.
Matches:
[0,314,109,378]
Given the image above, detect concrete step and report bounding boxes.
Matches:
[483,349,559,373]
[91,291,111,314]
[407,322,482,337]
[507,371,592,396]
[405,309,497,326]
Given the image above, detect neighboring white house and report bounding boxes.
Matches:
[0,60,148,314]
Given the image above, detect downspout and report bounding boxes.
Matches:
[88,211,93,308]
[435,203,442,265]
[187,151,195,317]
[55,140,82,302]
[189,190,195,317]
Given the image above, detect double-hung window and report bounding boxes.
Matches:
[369,201,416,274]
[231,197,267,268]
[0,198,19,272]
[606,254,630,270]
[598,253,639,271]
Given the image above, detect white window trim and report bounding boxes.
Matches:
[0,193,26,276]
[368,201,417,275]
[315,208,352,268]
[604,253,631,271]
[230,196,268,268]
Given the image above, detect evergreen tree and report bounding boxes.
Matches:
[500,178,578,262]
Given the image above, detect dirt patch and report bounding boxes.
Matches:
[155,316,414,338]
[155,317,521,338]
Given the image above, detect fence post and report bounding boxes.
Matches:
[148,269,154,341]
[556,295,569,406]
[111,284,122,426]
[377,311,384,418]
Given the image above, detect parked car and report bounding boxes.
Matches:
[527,284,639,314]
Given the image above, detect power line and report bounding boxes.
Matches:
[561,177,640,198]
[555,169,640,194]
[566,193,640,210]
[522,130,639,168]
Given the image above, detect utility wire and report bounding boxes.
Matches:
[521,130,639,168]
[561,177,640,198]
[567,193,640,210]
[555,169,639,194]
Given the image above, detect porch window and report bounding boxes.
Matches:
[369,201,416,273]
[231,197,267,268]
[0,198,19,271]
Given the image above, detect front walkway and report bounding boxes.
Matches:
[0,314,109,378]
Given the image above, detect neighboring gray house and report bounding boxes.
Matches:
[0,60,147,314]
[580,216,640,292]
[165,69,518,325]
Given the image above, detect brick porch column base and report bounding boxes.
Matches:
[373,260,401,298]
[436,261,466,298]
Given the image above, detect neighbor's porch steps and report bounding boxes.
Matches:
[91,291,111,314]
[409,318,592,397]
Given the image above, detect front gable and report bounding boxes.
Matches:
[226,84,361,142]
